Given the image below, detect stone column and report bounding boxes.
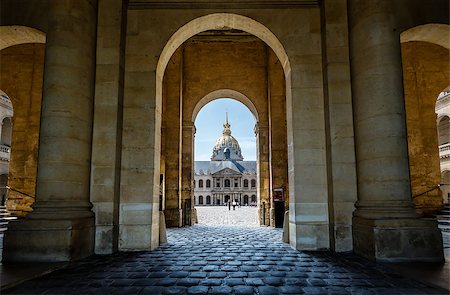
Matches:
[349,0,443,262]
[90,0,127,255]
[268,50,289,227]
[255,123,271,225]
[320,0,358,252]
[4,0,98,262]
[162,49,182,228]
[181,121,195,226]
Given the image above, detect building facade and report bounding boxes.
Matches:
[194,118,257,206]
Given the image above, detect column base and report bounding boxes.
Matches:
[164,208,182,228]
[2,217,94,262]
[353,216,444,263]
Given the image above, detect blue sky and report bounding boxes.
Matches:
[194,98,257,161]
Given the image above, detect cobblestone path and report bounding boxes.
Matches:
[4,225,448,294]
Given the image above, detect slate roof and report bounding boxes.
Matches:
[194,160,257,175]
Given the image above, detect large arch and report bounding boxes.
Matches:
[401,23,450,214]
[400,24,450,50]
[156,14,291,81]
[0,26,46,217]
[0,26,45,50]
[192,89,259,122]
[157,13,291,231]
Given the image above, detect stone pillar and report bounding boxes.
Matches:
[91,0,126,255]
[255,123,270,225]
[349,0,443,262]
[268,49,289,226]
[181,121,195,226]
[162,49,182,228]
[320,0,358,252]
[3,0,98,262]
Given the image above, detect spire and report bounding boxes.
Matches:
[223,112,231,135]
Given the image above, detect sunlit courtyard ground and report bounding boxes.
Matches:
[196,206,259,227]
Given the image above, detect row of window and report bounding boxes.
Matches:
[197,194,257,205]
[194,179,256,188]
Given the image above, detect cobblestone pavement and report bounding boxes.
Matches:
[196,206,259,226]
[4,225,448,295]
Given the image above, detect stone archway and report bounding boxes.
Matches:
[401,23,450,214]
[155,14,291,232]
[191,94,262,224]
[0,26,45,50]
[192,89,259,122]
[122,8,336,252]
[0,26,46,217]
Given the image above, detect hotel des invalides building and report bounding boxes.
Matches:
[193,116,258,208]
[0,0,448,264]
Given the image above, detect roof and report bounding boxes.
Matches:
[194,160,256,175]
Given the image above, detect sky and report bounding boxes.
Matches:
[194,98,257,161]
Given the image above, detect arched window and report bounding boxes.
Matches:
[199,179,203,188]
[225,195,230,203]
[244,195,249,205]
[438,116,450,146]
[251,179,256,188]
[199,195,203,205]
[1,117,12,147]
[206,179,211,188]
[225,179,230,187]
[251,195,257,203]
[244,179,249,188]
[206,195,211,204]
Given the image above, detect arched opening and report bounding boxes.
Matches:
[158,14,290,231]
[206,179,211,188]
[206,195,211,205]
[438,115,450,146]
[0,27,45,217]
[198,179,203,188]
[1,117,12,146]
[198,195,203,205]
[243,195,249,206]
[401,23,450,215]
[192,98,258,225]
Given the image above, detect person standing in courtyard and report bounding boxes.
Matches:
[228,201,231,211]
[232,200,236,210]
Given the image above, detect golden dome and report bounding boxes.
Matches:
[211,114,243,161]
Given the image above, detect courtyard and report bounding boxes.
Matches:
[2,206,448,294]
[196,206,259,227]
